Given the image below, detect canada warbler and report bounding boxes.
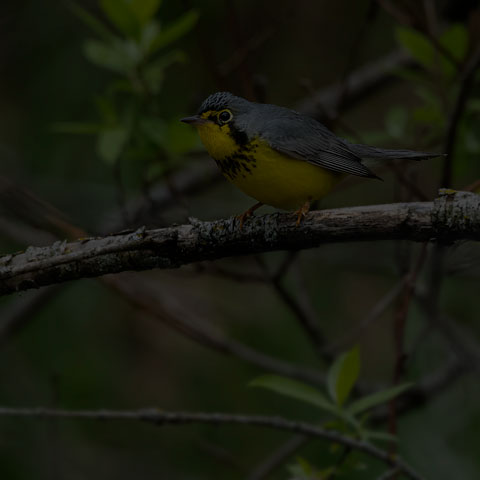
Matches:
[181,92,440,225]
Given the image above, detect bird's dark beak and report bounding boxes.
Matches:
[180,115,209,126]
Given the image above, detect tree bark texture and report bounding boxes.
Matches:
[1,190,479,296]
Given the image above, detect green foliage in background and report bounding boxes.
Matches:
[250,346,412,478]
[362,22,479,185]
[54,0,199,184]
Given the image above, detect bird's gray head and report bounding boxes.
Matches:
[197,92,251,117]
[181,92,263,147]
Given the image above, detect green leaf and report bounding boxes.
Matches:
[150,9,199,53]
[249,375,337,415]
[385,106,408,139]
[440,23,468,62]
[412,105,443,127]
[396,24,466,78]
[327,346,360,407]
[396,27,435,70]
[100,0,139,37]
[129,0,162,25]
[97,127,129,164]
[347,383,413,416]
[83,39,131,73]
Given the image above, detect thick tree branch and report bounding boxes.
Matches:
[0,406,424,480]
[1,191,479,297]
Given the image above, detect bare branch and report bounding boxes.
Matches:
[1,191,479,297]
[106,274,327,387]
[0,406,425,480]
[442,45,480,187]
[325,279,405,355]
[296,49,414,120]
[371,357,467,424]
[256,255,330,362]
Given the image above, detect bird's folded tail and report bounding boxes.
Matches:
[349,143,445,161]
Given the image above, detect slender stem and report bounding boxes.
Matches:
[389,243,428,447]
[0,406,425,480]
[442,45,480,187]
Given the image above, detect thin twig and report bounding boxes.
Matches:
[387,163,429,202]
[105,274,327,387]
[377,466,401,480]
[325,279,405,356]
[371,356,466,424]
[442,45,480,187]
[296,49,414,120]
[389,243,428,448]
[246,435,308,480]
[255,256,329,362]
[334,0,379,115]
[0,406,426,480]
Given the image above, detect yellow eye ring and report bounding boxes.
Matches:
[218,109,233,124]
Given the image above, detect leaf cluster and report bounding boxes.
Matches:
[250,346,412,478]
[55,0,198,179]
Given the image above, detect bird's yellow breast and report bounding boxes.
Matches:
[196,121,341,210]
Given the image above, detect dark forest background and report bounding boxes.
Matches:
[1,1,480,479]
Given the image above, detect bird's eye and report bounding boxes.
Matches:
[218,110,233,124]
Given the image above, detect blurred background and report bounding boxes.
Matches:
[1,0,480,479]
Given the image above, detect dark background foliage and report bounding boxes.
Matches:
[1,1,479,479]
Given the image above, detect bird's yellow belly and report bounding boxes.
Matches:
[196,124,341,210]
[227,144,341,209]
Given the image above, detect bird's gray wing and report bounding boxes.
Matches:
[257,114,378,178]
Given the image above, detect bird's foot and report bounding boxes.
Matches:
[294,199,312,226]
[236,202,263,229]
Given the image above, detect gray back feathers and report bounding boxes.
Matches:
[197,92,441,178]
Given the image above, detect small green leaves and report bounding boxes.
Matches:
[348,383,413,416]
[396,24,468,78]
[249,347,415,454]
[150,10,199,53]
[97,127,129,164]
[129,0,163,25]
[396,27,435,71]
[100,0,141,37]
[385,106,408,140]
[249,375,337,415]
[327,346,360,407]
[83,39,132,73]
[440,23,468,63]
[65,1,199,171]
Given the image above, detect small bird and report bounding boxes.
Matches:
[181,92,441,226]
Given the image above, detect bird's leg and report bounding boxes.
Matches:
[294,199,312,226]
[236,202,263,229]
